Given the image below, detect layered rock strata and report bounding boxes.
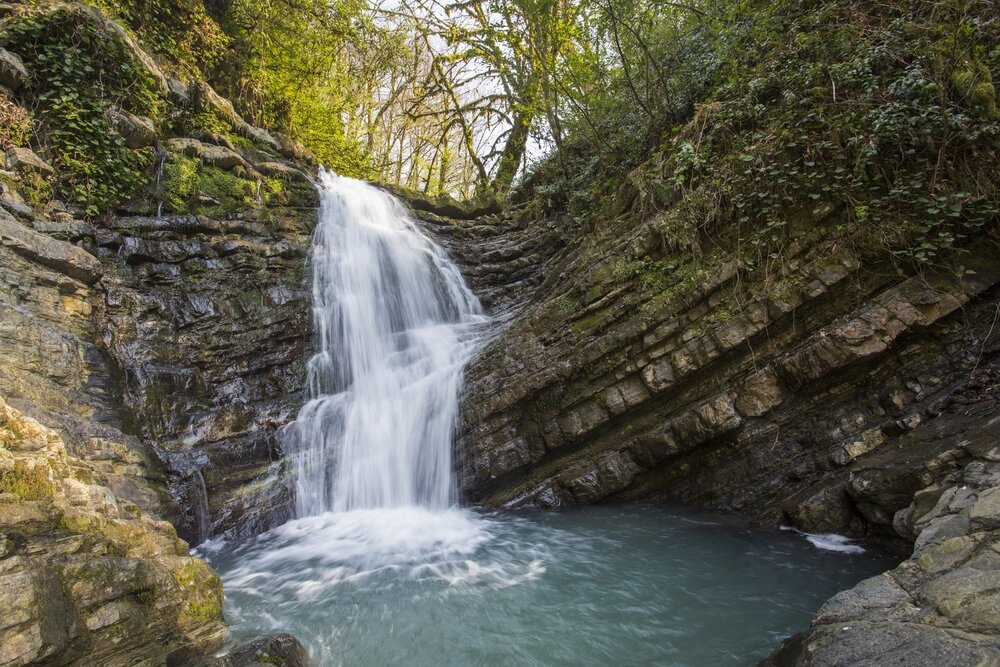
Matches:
[427,202,998,555]
[0,397,225,666]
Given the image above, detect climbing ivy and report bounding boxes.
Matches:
[633,0,1000,270]
[83,0,228,77]
[525,0,999,272]
[1,6,164,216]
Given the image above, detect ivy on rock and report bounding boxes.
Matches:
[1,5,164,216]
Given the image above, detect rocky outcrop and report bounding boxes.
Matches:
[0,136,317,548]
[417,149,1000,665]
[97,162,317,543]
[5,147,53,176]
[0,0,321,545]
[0,3,321,661]
[106,109,156,149]
[763,388,1000,665]
[0,397,226,666]
[0,47,27,92]
[435,200,999,555]
[412,199,571,314]
[212,633,314,667]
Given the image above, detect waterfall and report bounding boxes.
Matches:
[287,172,486,516]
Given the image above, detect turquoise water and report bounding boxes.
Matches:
[201,504,891,666]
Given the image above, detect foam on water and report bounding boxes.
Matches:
[206,505,891,666]
[780,526,867,554]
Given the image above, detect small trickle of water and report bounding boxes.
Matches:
[284,172,487,515]
[194,469,211,543]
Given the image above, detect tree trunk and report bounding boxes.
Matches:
[492,113,530,195]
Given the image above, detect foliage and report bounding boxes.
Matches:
[524,0,1000,270]
[161,151,296,216]
[211,0,385,177]
[1,6,164,216]
[161,153,259,216]
[84,0,228,77]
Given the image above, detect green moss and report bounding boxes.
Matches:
[570,310,609,333]
[172,559,224,627]
[19,172,54,208]
[254,651,284,666]
[197,164,255,214]
[0,460,54,500]
[162,154,257,217]
[162,154,199,213]
[58,511,100,534]
[950,65,998,117]
[0,413,27,449]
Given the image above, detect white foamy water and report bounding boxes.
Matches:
[780,526,867,554]
[284,172,487,515]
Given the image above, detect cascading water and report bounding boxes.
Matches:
[201,173,890,667]
[287,172,487,515]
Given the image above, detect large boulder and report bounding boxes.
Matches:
[107,108,156,148]
[222,634,314,667]
[0,48,28,91]
[167,137,249,171]
[0,397,227,665]
[5,147,53,176]
[0,209,101,284]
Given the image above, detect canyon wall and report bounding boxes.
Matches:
[0,4,317,662]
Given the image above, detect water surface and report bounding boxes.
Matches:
[202,504,891,666]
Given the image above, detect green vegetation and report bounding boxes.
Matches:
[172,559,224,626]
[527,0,999,271]
[84,0,228,77]
[0,0,993,269]
[161,153,261,216]
[0,460,54,500]
[0,409,27,449]
[0,5,162,215]
[0,96,33,149]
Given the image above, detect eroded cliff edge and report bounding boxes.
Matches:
[0,2,317,663]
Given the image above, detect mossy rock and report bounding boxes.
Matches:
[162,153,256,217]
[0,460,54,500]
[171,558,224,627]
[951,65,998,117]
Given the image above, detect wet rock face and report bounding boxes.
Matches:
[762,398,1000,665]
[426,189,1000,666]
[0,195,169,522]
[98,202,316,544]
[215,633,314,667]
[0,147,317,546]
[425,198,1000,548]
[0,134,317,549]
[0,398,226,666]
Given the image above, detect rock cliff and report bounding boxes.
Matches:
[0,0,996,664]
[0,396,225,665]
[0,2,318,663]
[411,125,1000,667]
